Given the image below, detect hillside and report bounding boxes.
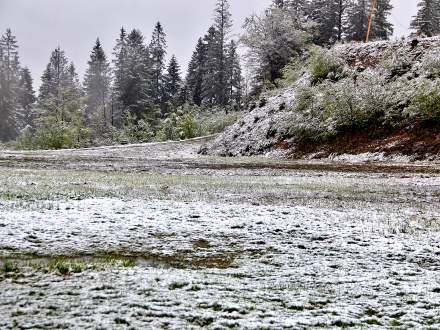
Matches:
[201,37,440,161]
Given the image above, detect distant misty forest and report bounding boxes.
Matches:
[0,0,438,149]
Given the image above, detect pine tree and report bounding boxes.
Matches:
[213,0,233,107]
[163,55,182,112]
[38,47,82,124]
[225,40,242,109]
[371,0,393,40]
[309,0,338,45]
[346,0,369,41]
[119,29,153,120]
[17,67,36,130]
[410,0,440,37]
[0,29,21,140]
[346,0,393,42]
[202,26,220,107]
[112,27,128,126]
[84,38,111,129]
[149,22,167,106]
[335,0,348,41]
[186,38,207,106]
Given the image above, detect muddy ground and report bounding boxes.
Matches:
[1,138,440,329]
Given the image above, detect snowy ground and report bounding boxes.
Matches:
[1,139,440,329]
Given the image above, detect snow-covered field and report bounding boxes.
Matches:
[1,139,440,329]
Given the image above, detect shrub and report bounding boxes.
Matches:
[321,71,389,129]
[16,126,35,150]
[115,113,154,144]
[195,110,241,135]
[293,85,322,114]
[280,57,303,86]
[155,112,180,141]
[309,47,344,84]
[422,50,440,78]
[405,82,440,122]
[178,113,199,139]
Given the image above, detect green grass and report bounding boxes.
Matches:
[0,167,403,207]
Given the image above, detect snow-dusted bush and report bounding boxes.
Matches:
[422,50,440,78]
[309,47,344,84]
[405,81,440,121]
[321,71,389,129]
[293,85,321,114]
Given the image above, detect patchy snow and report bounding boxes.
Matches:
[328,152,415,163]
[1,197,440,328]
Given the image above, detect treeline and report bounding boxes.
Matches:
[242,0,440,85]
[0,0,242,147]
[1,0,439,148]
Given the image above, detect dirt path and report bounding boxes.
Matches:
[1,140,440,329]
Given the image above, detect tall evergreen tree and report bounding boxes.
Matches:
[213,0,233,107]
[309,0,339,45]
[225,40,242,108]
[346,0,369,41]
[112,27,128,126]
[149,22,167,105]
[0,29,21,140]
[186,38,207,106]
[202,26,220,107]
[119,29,153,120]
[410,0,440,37]
[163,55,182,110]
[17,67,36,130]
[84,38,111,128]
[38,47,82,124]
[371,0,393,40]
[346,0,393,41]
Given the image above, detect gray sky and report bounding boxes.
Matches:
[0,0,418,90]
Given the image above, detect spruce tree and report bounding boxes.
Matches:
[410,0,440,37]
[112,27,128,126]
[309,0,339,45]
[119,29,153,120]
[346,0,369,41]
[38,47,82,124]
[186,38,207,106]
[214,0,233,107]
[17,67,36,130]
[0,29,21,140]
[84,38,111,129]
[149,22,167,106]
[202,26,220,107]
[346,0,393,41]
[225,40,242,109]
[163,55,182,112]
[371,0,393,40]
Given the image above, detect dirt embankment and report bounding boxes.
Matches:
[201,37,440,161]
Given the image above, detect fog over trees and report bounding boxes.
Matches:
[0,0,438,148]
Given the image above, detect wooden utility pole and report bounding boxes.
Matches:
[365,0,378,43]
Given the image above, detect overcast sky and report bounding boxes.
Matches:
[0,0,418,90]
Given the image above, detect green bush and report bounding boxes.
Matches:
[155,112,180,141]
[293,85,322,114]
[422,50,440,78]
[280,57,303,86]
[321,72,389,129]
[115,113,154,144]
[178,113,199,139]
[195,109,241,135]
[406,82,440,122]
[309,47,344,84]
